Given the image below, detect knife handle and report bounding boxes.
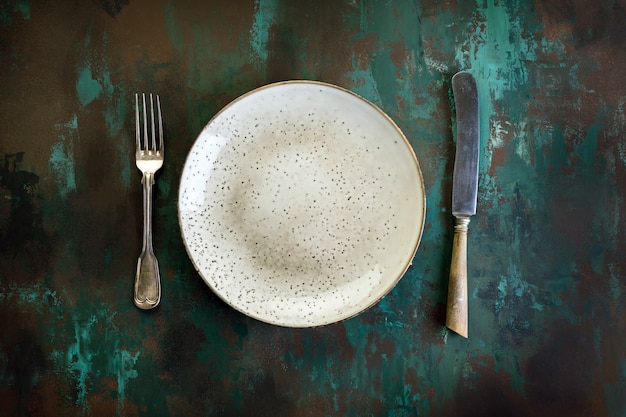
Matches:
[446,216,470,338]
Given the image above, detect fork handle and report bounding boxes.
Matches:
[134,172,161,309]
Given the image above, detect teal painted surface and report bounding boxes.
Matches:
[1,0,626,416]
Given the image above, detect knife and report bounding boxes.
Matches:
[446,71,480,338]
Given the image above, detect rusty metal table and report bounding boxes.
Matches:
[1,1,625,416]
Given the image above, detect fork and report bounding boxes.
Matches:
[134,93,163,309]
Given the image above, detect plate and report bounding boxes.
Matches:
[178,80,425,327]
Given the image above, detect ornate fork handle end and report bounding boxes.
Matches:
[134,252,161,309]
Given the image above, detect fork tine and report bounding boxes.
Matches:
[135,92,163,152]
[156,95,163,152]
[135,93,141,150]
[150,94,157,150]
[142,93,148,150]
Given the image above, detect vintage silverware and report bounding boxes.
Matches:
[134,93,163,309]
[446,72,480,338]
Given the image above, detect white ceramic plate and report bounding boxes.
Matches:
[178,80,425,327]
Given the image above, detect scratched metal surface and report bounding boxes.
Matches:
[1,0,625,416]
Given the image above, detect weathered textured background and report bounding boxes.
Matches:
[1,0,625,416]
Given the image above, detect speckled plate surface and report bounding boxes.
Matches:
[178,80,426,327]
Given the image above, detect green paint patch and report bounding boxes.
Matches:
[494,263,545,318]
[376,297,404,329]
[65,114,78,130]
[0,0,30,27]
[163,3,184,53]
[75,33,130,190]
[452,0,542,185]
[346,58,382,105]
[62,308,141,413]
[76,65,103,106]
[67,315,97,407]
[0,282,61,314]
[49,142,76,195]
[15,0,30,19]
[50,116,78,197]
[250,0,279,66]
[101,69,123,137]
[110,347,139,416]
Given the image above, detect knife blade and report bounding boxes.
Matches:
[446,71,480,338]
